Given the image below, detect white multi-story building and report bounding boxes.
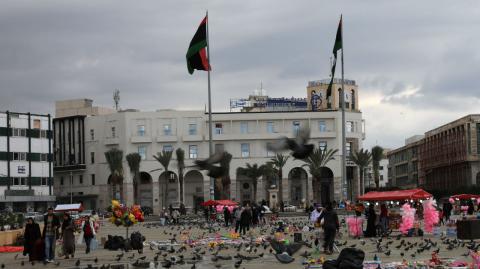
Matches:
[0,111,55,212]
[53,79,365,213]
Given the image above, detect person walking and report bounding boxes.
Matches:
[223,206,231,227]
[234,207,243,233]
[443,202,453,222]
[43,207,60,262]
[23,217,41,261]
[365,203,377,237]
[60,213,75,259]
[379,203,389,235]
[318,203,339,255]
[82,215,96,254]
[240,204,252,235]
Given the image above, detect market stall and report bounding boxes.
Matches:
[357,189,433,232]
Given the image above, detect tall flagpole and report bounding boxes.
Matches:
[206,10,214,200]
[340,15,347,201]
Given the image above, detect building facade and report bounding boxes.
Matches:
[420,115,480,191]
[387,136,423,189]
[0,111,55,212]
[53,80,365,213]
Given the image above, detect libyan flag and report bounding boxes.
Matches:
[326,16,343,100]
[186,16,211,74]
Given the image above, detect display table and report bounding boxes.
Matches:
[456,219,480,239]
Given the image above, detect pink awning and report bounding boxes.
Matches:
[358,189,432,201]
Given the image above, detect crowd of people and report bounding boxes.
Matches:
[22,207,100,263]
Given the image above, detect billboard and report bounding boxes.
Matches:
[307,88,328,111]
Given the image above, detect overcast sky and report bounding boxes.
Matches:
[1,1,479,149]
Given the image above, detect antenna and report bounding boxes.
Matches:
[113,89,120,111]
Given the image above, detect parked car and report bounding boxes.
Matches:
[283,203,297,212]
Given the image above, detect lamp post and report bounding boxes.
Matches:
[70,171,73,204]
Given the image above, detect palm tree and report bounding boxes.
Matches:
[175,148,185,204]
[350,148,372,196]
[153,150,174,207]
[126,153,141,204]
[302,147,338,206]
[105,148,124,201]
[269,154,289,203]
[237,163,266,203]
[220,152,232,199]
[371,146,384,189]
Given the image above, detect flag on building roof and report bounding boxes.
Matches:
[326,16,343,102]
[186,16,211,74]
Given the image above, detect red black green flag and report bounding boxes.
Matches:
[186,16,211,74]
[326,16,343,102]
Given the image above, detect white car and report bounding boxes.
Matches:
[283,204,297,212]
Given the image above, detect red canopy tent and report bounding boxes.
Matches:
[54,203,84,212]
[200,200,238,206]
[450,194,480,200]
[200,200,217,206]
[215,200,238,206]
[358,189,432,201]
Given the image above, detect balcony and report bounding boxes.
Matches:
[156,136,178,143]
[131,136,152,143]
[4,189,34,196]
[182,135,203,142]
[105,137,119,145]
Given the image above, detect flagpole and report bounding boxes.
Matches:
[206,10,215,200]
[340,15,347,202]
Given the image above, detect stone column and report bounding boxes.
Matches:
[282,178,290,203]
[152,181,160,215]
[307,177,313,205]
[124,182,134,205]
[257,178,266,202]
[333,176,342,202]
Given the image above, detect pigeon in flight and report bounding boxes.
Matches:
[267,127,313,159]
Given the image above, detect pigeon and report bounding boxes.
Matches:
[267,127,314,159]
[94,258,98,263]
[274,252,295,264]
[20,261,24,266]
[75,260,81,266]
[192,152,230,178]
[384,250,391,256]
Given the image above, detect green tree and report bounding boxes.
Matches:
[350,148,372,196]
[237,163,266,203]
[269,154,289,203]
[175,148,185,204]
[105,148,124,201]
[371,146,384,189]
[302,147,338,205]
[126,153,142,204]
[153,150,174,207]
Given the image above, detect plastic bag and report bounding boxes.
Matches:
[76,231,84,245]
[90,237,98,251]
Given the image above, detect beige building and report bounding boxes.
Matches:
[53,80,365,213]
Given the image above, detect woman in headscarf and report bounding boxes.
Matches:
[23,217,41,261]
[61,213,75,259]
[365,203,377,237]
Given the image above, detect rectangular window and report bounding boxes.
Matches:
[266,143,275,157]
[90,152,95,164]
[91,174,95,185]
[163,145,173,152]
[379,166,384,170]
[138,146,147,160]
[79,175,83,185]
[346,142,352,157]
[241,143,250,158]
[346,121,354,132]
[293,121,300,135]
[40,130,47,138]
[319,141,327,152]
[215,144,224,153]
[163,124,172,135]
[267,121,275,133]
[40,153,48,162]
[111,126,116,138]
[380,175,384,181]
[137,125,145,136]
[188,124,197,135]
[240,122,248,134]
[13,178,19,185]
[13,152,27,161]
[189,145,198,159]
[60,177,64,185]
[90,129,95,140]
[20,129,26,136]
[318,120,327,132]
[215,123,223,135]
[33,119,41,129]
[41,177,47,185]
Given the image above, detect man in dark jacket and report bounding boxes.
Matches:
[43,208,60,262]
[318,203,339,255]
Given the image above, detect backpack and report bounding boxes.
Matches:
[84,221,93,236]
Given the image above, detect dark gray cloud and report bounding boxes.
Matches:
[0,0,479,149]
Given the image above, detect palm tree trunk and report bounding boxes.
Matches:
[278,171,283,204]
